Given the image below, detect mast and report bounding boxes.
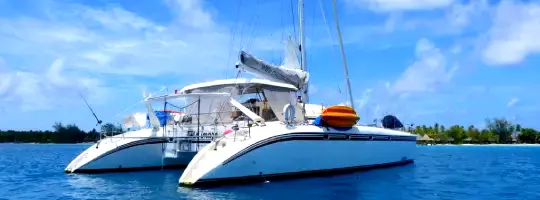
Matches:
[331,0,354,110]
[298,0,309,103]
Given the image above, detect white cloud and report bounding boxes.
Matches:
[482,1,540,66]
[165,0,215,29]
[444,0,489,30]
[0,0,237,79]
[507,97,520,107]
[355,88,372,109]
[390,38,458,93]
[347,0,455,12]
[0,0,260,111]
[0,58,105,111]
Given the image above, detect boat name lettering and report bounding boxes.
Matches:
[187,130,219,137]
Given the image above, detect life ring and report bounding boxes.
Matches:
[283,103,295,124]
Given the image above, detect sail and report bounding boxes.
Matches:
[282,35,301,70]
[237,51,308,89]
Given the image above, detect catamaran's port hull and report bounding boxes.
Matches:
[65,138,209,174]
[179,133,416,187]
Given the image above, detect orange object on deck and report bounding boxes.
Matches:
[321,105,360,128]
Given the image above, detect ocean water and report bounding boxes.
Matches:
[1,144,539,200]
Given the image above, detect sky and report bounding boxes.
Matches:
[0,0,539,131]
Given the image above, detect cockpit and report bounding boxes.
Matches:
[175,78,304,124]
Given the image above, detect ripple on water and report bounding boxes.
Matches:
[1,144,540,200]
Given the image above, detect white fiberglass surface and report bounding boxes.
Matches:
[180,123,415,183]
[202,139,415,179]
[81,143,165,170]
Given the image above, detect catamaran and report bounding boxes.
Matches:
[176,0,417,186]
[64,25,313,174]
[64,74,317,173]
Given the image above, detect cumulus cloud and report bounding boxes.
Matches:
[0,58,104,111]
[482,1,540,66]
[0,0,256,111]
[444,0,490,30]
[390,38,458,94]
[346,0,455,12]
[0,0,238,79]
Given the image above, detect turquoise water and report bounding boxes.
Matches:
[1,144,539,200]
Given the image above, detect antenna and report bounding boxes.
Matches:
[78,93,103,127]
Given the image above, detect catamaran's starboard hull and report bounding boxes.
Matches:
[178,126,417,187]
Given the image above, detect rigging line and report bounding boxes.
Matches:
[225,0,244,79]
[239,0,260,51]
[238,20,247,51]
[241,5,259,51]
[246,16,260,51]
[246,0,262,51]
[289,0,297,42]
[111,86,167,120]
[318,0,342,95]
[331,0,355,109]
[308,0,316,74]
[278,0,286,64]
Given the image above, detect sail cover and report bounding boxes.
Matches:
[237,51,308,89]
[381,115,404,129]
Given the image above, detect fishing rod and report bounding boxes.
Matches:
[78,92,103,129]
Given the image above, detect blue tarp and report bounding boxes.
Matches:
[147,111,171,126]
[312,115,353,131]
[313,115,326,126]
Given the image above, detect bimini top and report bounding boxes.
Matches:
[178,78,298,94]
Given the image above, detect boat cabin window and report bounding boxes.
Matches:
[180,81,297,124]
[233,97,278,122]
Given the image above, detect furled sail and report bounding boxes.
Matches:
[236,35,308,89]
[236,51,308,89]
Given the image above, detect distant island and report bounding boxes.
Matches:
[0,122,124,144]
[0,117,538,145]
[408,118,538,145]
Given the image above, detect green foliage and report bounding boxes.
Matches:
[485,118,515,143]
[0,122,125,143]
[1,118,537,144]
[518,128,538,143]
[412,117,537,144]
[446,125,467,143]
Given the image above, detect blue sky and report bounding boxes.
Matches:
[0,0,539,131]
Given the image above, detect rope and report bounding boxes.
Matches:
[246,1,261,51]
[224,0,244,79]
[110,86,168,121]
[290,0,297,42]
[166,100,198,111]
[318,0,343,97]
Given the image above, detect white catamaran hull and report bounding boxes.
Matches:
[178,123,416,186]
[65,128,216,173]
